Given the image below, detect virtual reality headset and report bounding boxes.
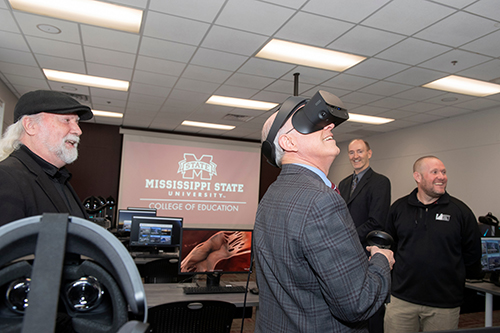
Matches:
[261,90,349,167]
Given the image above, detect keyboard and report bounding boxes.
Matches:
[183,285,247,294]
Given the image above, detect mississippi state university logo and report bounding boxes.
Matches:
[177,154,217,180]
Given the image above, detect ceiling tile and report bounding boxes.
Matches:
[215,0,295,35]
[414,11,498,47]
[26,36,83,60]
[330,26,406,57]
[370,97,414,109]
[403,113,445,123]
[302,0,390,23]
[143,11,210,45]
[386,67,445,86]
[358,81,412,96]
[181,65,232,84]
[81,25,140,53]
[275,11,354,46]
[238,58,296,79]
[0,9,21,33]
[0,61,42,78]
[460,30,500,58]
[464,0,500,21]
[191,48,249,71]
[13,11,80,42]
[175,77,220,94]
[419,49,492,73]
[224,73,275,90]
[323,74,376,91]
[375,38,451,65]
[132,70,178,88]
[346,58,409,80]
[138,37,196,63]
[362,0,455,35]
[458,59,500,81]
[202,25,268,56]
[149,0,225,22]
[35,54,86,73]
[84,46,136,68]
[135,55,187,77]
[0,30,28,51]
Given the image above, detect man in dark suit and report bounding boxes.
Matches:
[0,90,93,226]
[254,93,394,333]
[338,139,391,333]
[338,139,391,249]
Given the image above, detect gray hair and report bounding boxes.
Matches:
[261,111,290,168]
[0,114,42,162]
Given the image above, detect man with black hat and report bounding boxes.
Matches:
[0,90,93,226]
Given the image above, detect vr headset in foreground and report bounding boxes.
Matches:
[261,90,349,167]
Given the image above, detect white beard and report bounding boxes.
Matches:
[40,129,80,165]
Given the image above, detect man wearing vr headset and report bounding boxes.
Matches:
[254,91,394,332]
[0,90,92,226]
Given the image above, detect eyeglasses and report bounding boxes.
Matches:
[284,127,295,135]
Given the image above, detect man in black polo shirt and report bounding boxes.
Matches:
[0,90,93,226]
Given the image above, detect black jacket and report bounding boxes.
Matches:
[338,167,391,246]
[0,146,87,227]
[385,188,482,307]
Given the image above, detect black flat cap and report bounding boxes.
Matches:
[14,90,93,123]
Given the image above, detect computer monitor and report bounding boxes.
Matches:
[481,237,500,272]
[179,228,253,287]
[116,208,156,232]
[129,216,183,254]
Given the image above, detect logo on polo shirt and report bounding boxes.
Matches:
[435,213,451,221]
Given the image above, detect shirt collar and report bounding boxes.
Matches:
[294,163,331,187]
[355,166,371,181]
[20,145,72,183]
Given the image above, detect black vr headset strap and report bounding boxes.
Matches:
[22,213,70,333]
[261,96,307,167]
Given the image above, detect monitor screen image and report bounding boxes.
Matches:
[116,208,156,232]
[179,228,252,275]
[481,237,500,272]
[129,216,183,249]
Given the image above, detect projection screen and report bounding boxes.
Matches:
[118,129,261,229]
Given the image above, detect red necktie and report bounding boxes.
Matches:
[331,183,340,195]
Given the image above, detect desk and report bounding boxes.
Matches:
[143,281,259,310]
[466,281,500,327]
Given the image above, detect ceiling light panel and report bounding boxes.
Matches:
[206,95,278,110]
[256,39,366,72]
[9,0,143,33]
[347,113,394,125]
[182,120,235,130]
[43,69,129,91]
[422,75,500,97]
[92,110,123,118]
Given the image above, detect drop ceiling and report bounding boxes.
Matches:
[1,0,499,143]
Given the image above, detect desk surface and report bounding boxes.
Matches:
[144,281,259,308]
[466,281,500,296]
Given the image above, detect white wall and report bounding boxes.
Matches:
[0,80,17,133]
[328,106,500,219]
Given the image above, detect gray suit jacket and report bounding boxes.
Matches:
[254,164,391,332]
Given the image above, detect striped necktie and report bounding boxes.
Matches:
[332,183,340,194]
[350,174,358,195]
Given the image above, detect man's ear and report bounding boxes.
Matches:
[367,149,373,159]
[21,116,37,136]
[278,133,298,152]
[413,171,421,183]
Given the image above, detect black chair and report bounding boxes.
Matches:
[142,258,180,284]
[148,300,236,333]
[0,213,149,333]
